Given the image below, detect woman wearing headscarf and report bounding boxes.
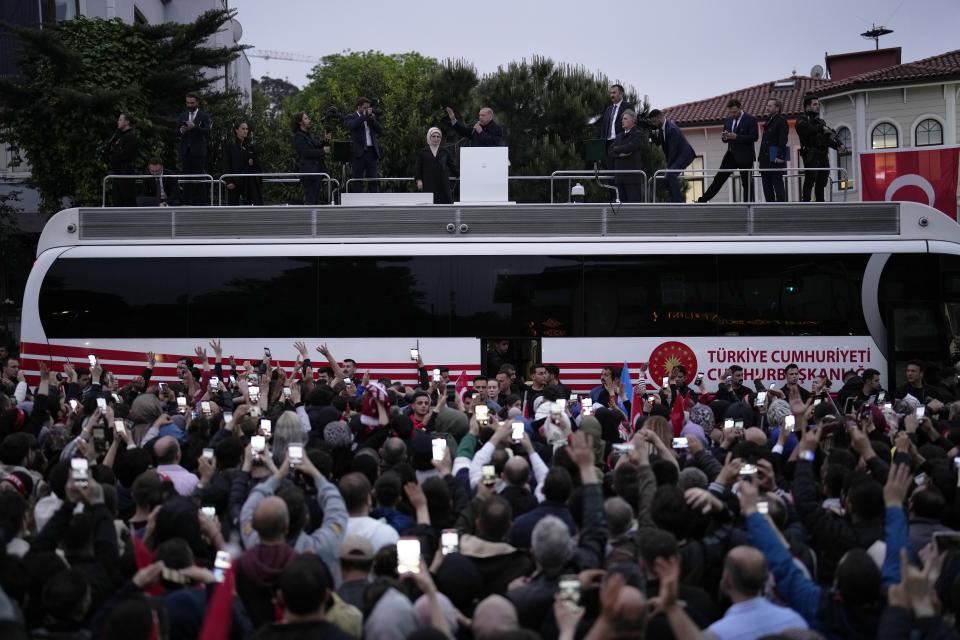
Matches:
[414,127,457,204]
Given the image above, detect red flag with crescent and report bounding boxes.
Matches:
[860,147,959,220]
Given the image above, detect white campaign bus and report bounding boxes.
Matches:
[18,201,960,394]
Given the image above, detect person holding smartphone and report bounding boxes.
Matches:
[660,364,700,409]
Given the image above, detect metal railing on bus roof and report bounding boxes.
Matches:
[649,167,849,203]
[218,172,339,205]
[102,174,216,207]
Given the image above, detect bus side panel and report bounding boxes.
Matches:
[19,248,71,365]
[18,338,481,385]
[543,336,886,394]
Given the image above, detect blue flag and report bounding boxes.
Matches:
[618,362,632,413]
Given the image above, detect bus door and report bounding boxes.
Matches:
[480,338,541,382]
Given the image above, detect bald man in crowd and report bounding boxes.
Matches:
[152,435,197,496]
[236,496,297,629]
[707,546,808,640]
[446,105,504,147]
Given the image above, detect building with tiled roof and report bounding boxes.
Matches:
[666,76,832,127]
[659,47,960,209]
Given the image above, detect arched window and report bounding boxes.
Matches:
[915,119,943,147]
[836,127,854,190]
[871,122,898,149]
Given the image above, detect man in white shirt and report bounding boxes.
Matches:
[339,471,398,552]
[599,84,634,162]
[705,546,808,640]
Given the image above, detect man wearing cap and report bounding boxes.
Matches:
[337,535,374,610]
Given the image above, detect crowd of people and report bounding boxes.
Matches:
[2,339,959,639]
[104,86,846,207]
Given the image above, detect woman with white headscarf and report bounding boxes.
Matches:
[414,126,457,204]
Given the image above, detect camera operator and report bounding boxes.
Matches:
[344,97,385,193]
[103,113,138,207]
[796,96,846,202]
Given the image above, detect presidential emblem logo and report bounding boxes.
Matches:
[648,341,698,388]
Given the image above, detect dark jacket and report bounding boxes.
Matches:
[507,483,608,635]
[509,500,577,549]
[250,620,352,640]
[795,112,841,164]
[459,534,533,597]
[722,111,759,166]
[599,100,635,140]
[235,543,296,629]
[608,127,647,183]
[137,172,182,206]
[344,110,384,158]
[499,485,538,519]
[107,127,138,173]
[292,130,326,173]
[224,138,260,178]
[413,146,457,204]
[451,118,504,147]
[759,113,789,167]
[176,109,212,159]
[660,118,696,170]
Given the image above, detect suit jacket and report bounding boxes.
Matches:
[661,119,696,169]
[107,128,138,173]
[175,109,212,159]
[722,111,758,166]
[137,173,181,206]
[223,138,260,179]
[344,111,384,158]
[608,127,646,183]
[451,119,504,147]
[759,113,789,167]
[599,101,635,141]
[292,130,326,172]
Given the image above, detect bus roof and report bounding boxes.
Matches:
[36,201,960,256]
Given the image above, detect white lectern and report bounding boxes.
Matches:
[458,147,510,203]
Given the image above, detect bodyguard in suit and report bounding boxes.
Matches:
[137,158,181,207]
[344,97,385,192]
[758,98,789,202]
[106,113,139,207]
[698,98,758,203]
[650,109,696,202]
[175,93,212,205]
[600,84,634,161]
[608,110,647,203]
[292,112,329,205]
[445,106,504,147]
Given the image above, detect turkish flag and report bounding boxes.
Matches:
[860,147,960,220]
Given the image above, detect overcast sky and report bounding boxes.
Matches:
[231,0,959,108]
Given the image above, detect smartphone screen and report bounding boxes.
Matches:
[482,464,496,485]
[694,372,704,385]
[288,444,303,466]
[201,401,211,414]
[558,575,581,610]
[201,506,216,519]
[88,354,97,367]
[251,435,266,454]
[441,529,459,555]
[71,458,89,484]
[223,411,233,423]
[260,419,272,435]
[397,537,421,574]
[283,387,292,398]
[662,376,669,388]
[784,415,796,431]
[114,419,126,434]
[511,422,524,441]
[410,348,419,361]
[582,398,593,416]
[209,377,219,391]
[916,406,926,419]
[431,438,446,461]
[97,397,107,410]
[755,391,767,406]
[202,447,214,460]
[213,550,231,583]
[475,405,489,425]
[672,437,689,449]
[249,385,260,399]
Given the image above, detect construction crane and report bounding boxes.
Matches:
[249,49,321,64]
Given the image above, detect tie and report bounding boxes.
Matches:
[610,104,619,139]
[157,176,166,201]
[188,111,195,124]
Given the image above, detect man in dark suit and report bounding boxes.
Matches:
[758,98,789,202]
[291,112,330,205]
[698,98,758,203]
[599,84,634,163]
[106,113,139,206]
[650,109,696,202]
[175,93,212,205]
[344,97,385,192]
[136,157,181,207]
[608,110,647,202]
[445,106,504,147]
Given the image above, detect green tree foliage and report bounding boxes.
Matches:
[0,9,244,211]
[252,75,300,116]
[290,51,443,186]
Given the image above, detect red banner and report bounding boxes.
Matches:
[860,146,960,220]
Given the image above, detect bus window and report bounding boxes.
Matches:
[39,258,187,338]
[188,258,317,338]
[719,255,868,336]
[451,255,580,337]
[583,255,718,336]
[316,256,451,337]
